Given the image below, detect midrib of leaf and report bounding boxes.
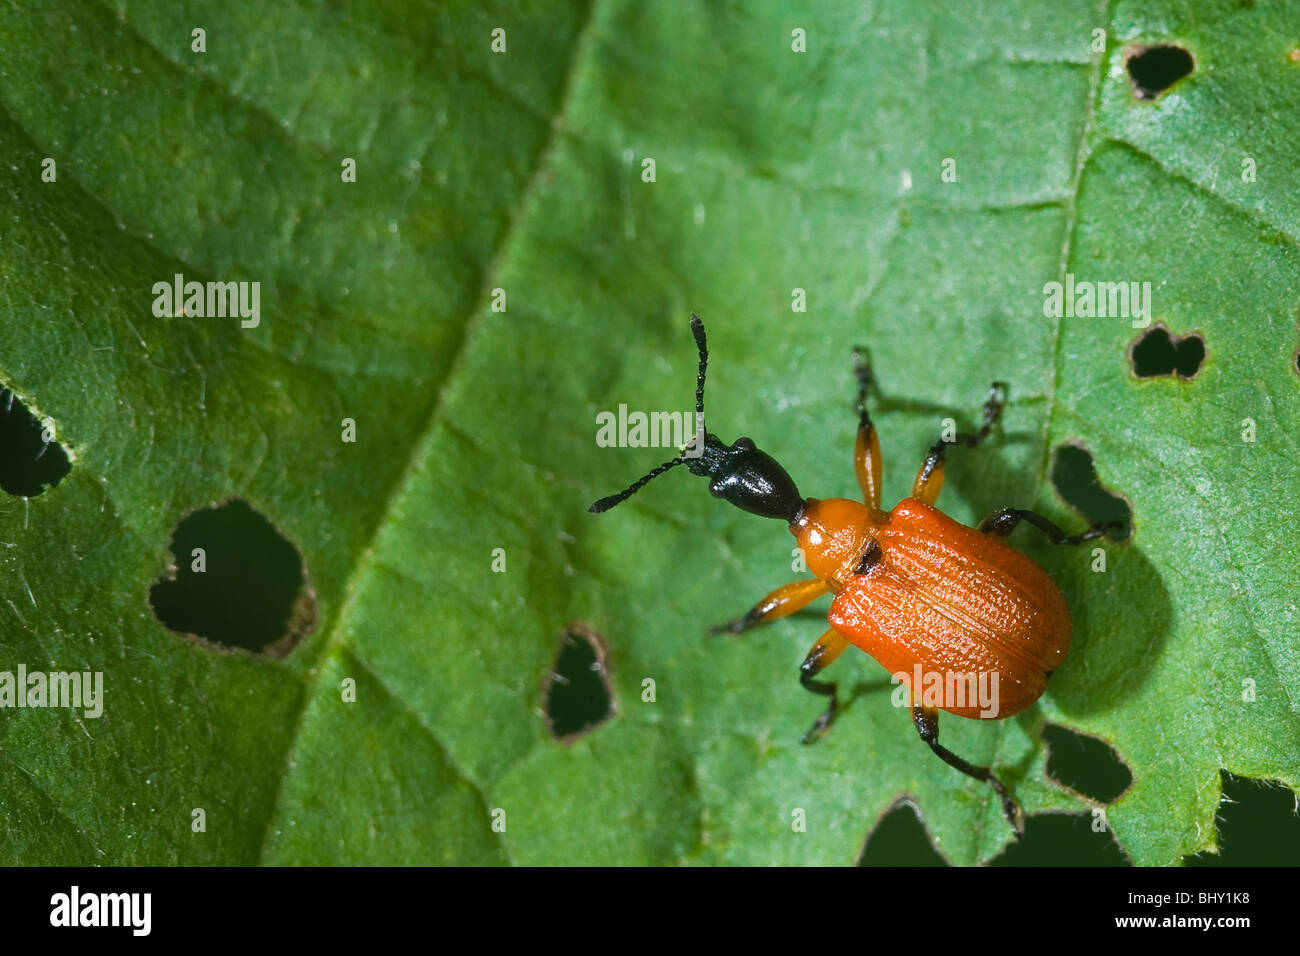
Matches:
[1035,3,1196,859]
[1038,0,1112,490]
[948,0,1114,859]
[254,0,600,865]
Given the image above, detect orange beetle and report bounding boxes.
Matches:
[591,315,1119,835]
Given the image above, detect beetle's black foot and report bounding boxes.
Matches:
[989,778,1024,839]
[980,508,1126,546]
[1004,802,1024,839]
[800,702,837,745]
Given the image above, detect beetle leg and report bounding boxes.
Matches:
[851,347,884,511]
[912,382,1007,506]
[911,703,1024,838]
[799,628,850,744]
[979,507,1121,544]
[708,578,829,635]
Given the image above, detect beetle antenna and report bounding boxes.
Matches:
[588,453,687,513]
[690,312,708,421]
[588,314,712,514]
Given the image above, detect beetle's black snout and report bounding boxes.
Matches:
[688,435,805,522]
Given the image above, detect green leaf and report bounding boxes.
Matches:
[2,0,1296,866]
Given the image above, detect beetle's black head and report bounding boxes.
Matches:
[684,433,804,521]
[589,315,805,523]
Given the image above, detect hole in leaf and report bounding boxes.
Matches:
[1043,724,1132,803]
[861,796,1132,865]
[1050,443,1132,542]
[1185,773,1300,866]
[857,801,947,866]
[544,625,614,741]
[1128,324,1205,379]
[150,499,317,656]
[989,813,1129,866]
[1125,44,1194,100]
[0,388,71,497]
